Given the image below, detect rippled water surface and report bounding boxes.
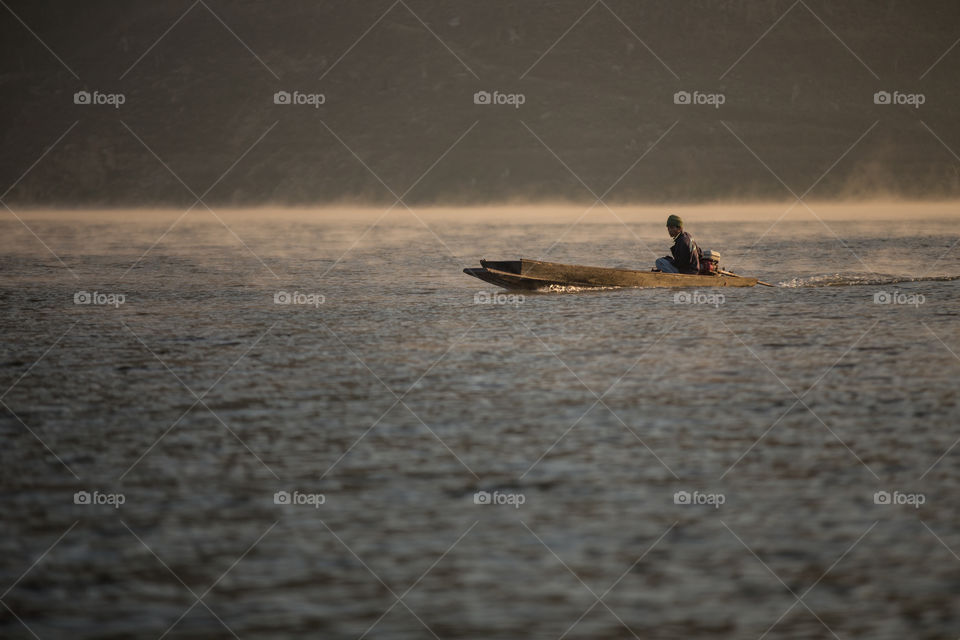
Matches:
[1,207,959,639]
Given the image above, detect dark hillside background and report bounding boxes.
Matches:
[2,0,959,206]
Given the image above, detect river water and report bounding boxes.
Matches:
[1,205,959,639]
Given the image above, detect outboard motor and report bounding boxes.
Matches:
[700,249,721,275]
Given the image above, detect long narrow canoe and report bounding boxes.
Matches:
[464,258,758,290]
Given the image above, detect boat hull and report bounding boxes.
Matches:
[464,259,758,290]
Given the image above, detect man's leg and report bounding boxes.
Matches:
[655,257,680,273]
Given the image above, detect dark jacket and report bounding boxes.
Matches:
[670,231,700,274]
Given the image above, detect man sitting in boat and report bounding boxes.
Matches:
[654,214,700,274]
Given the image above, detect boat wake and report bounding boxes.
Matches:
[540,284,623,293]
[779,273,960,288]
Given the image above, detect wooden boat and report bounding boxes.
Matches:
[464,258,759,290]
